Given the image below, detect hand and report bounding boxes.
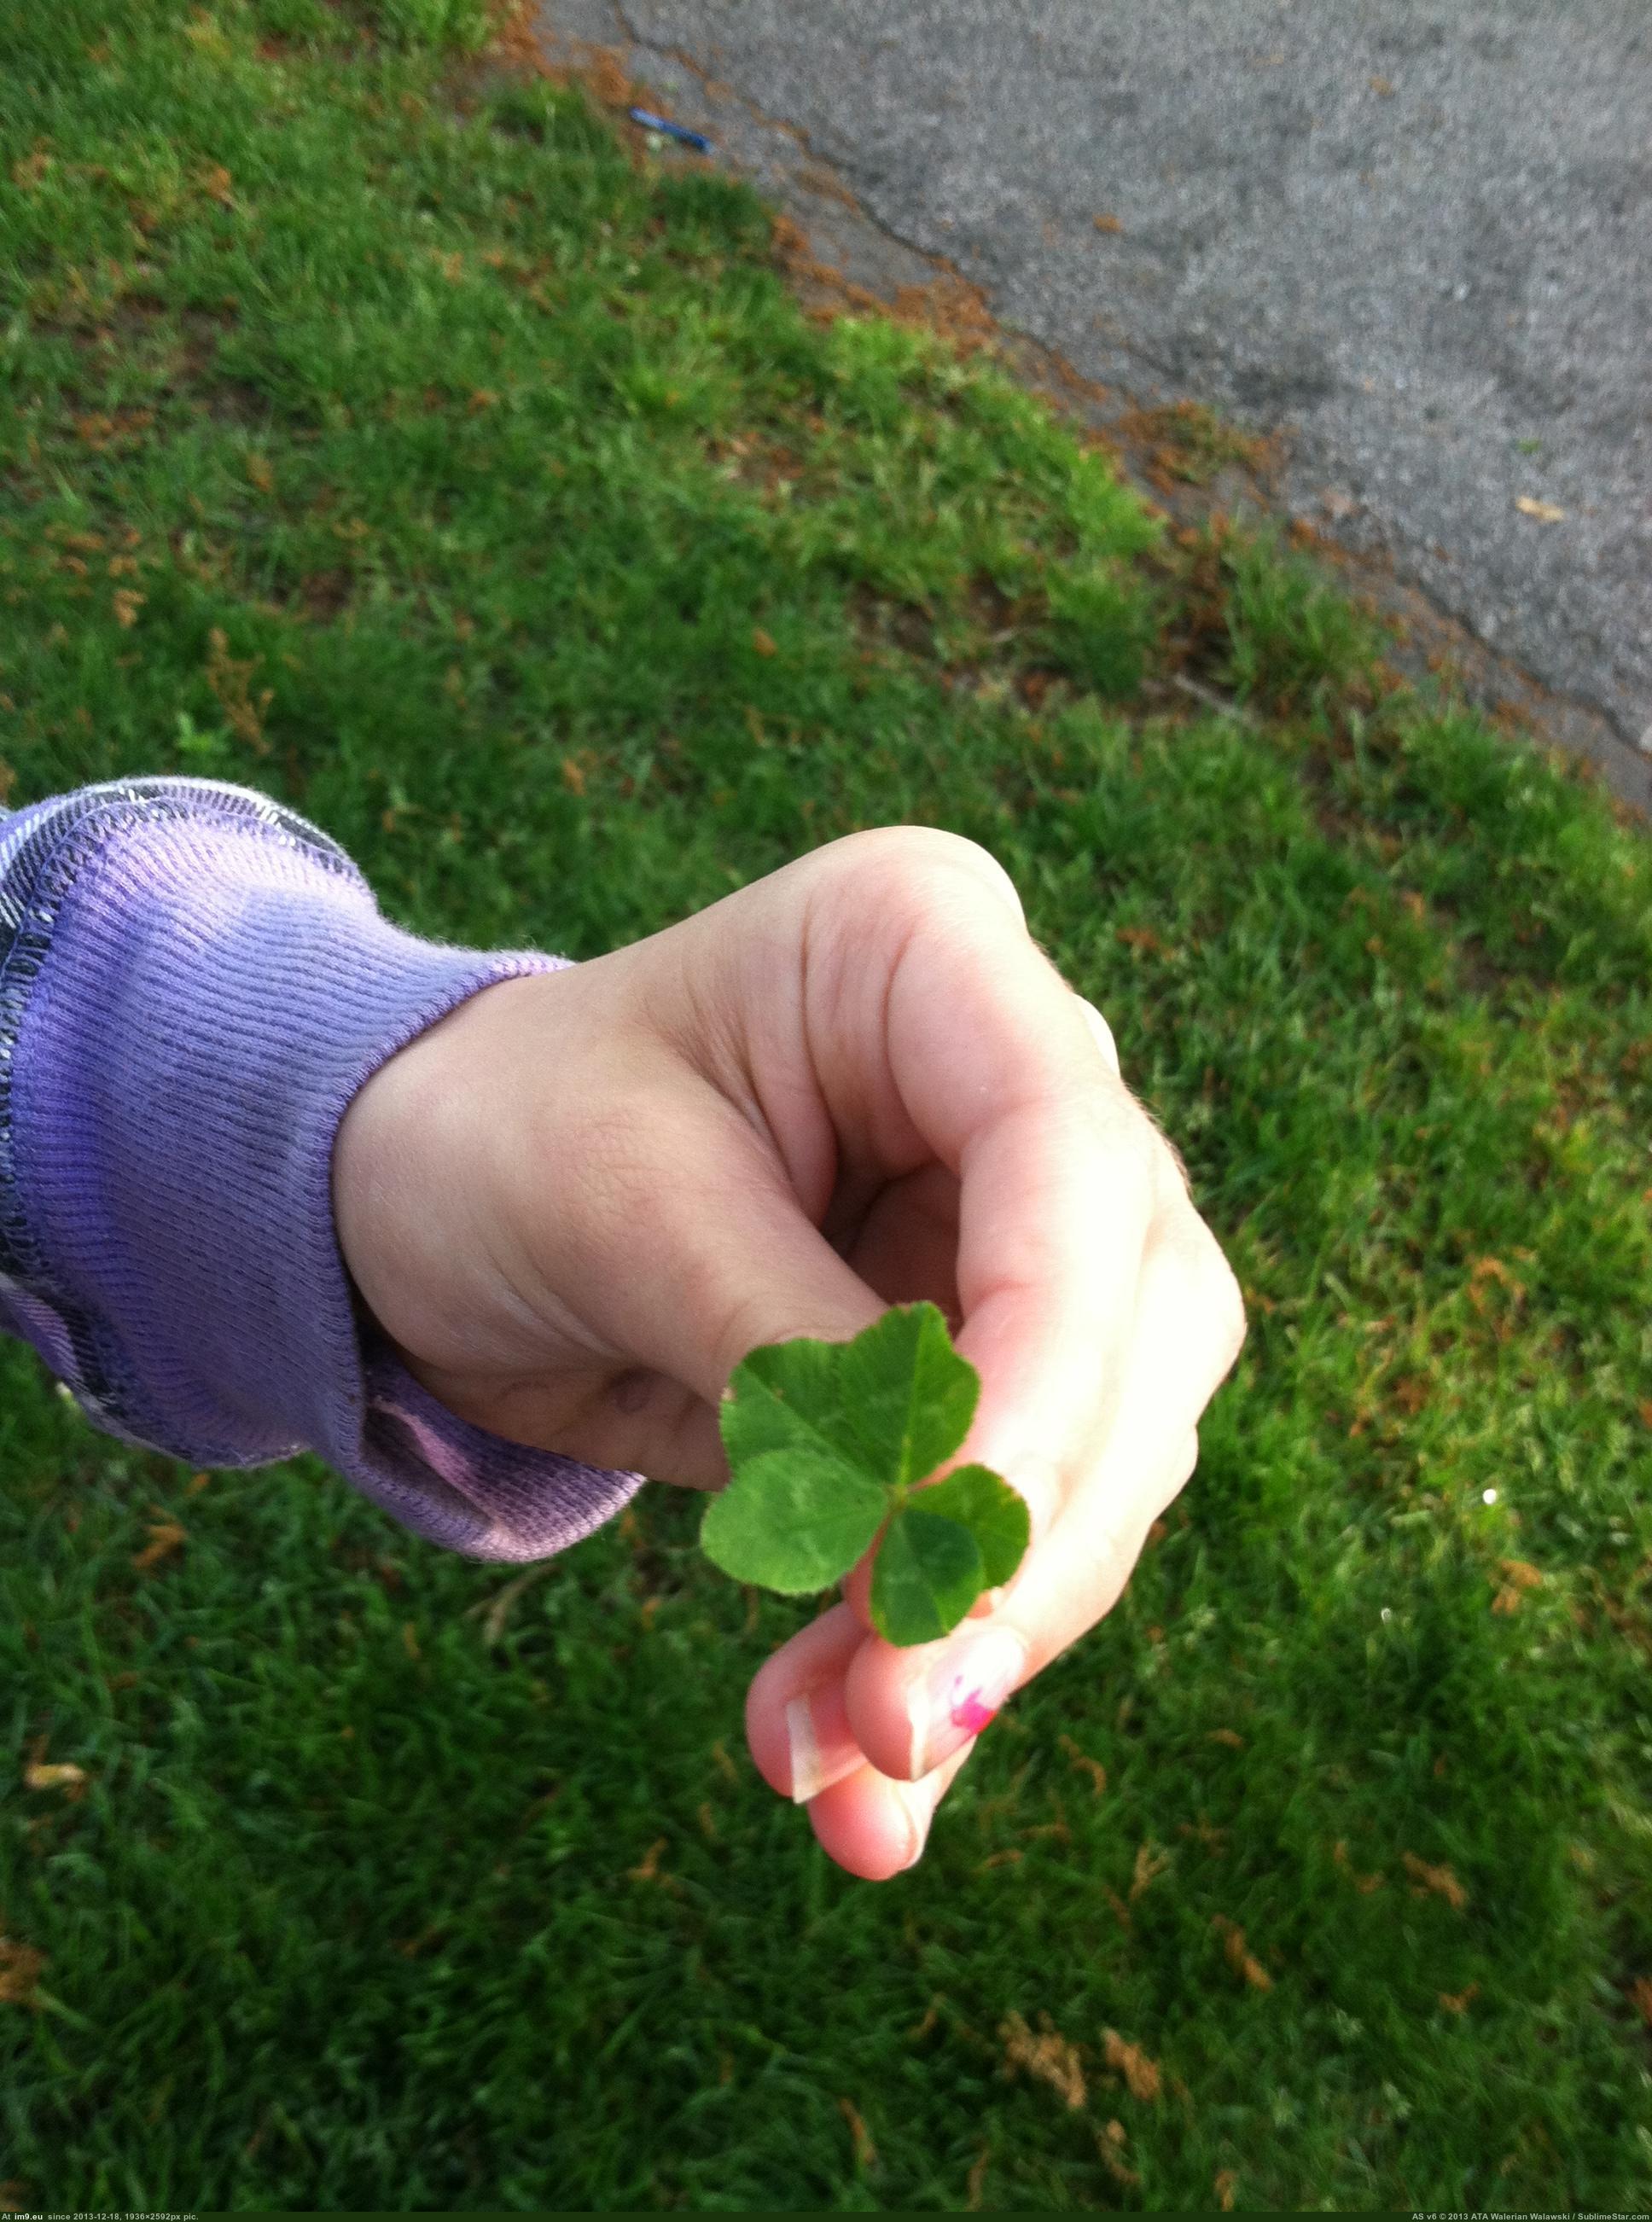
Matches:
[333,826,1247,1879]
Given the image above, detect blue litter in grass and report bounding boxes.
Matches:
[628,108,713,154]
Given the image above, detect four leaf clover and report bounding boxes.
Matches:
[701,1301,1031,1646]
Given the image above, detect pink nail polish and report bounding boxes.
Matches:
[952,1687,1001,1736]
[907,1628,1027,1778]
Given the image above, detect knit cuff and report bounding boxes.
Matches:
[0,777,646,1562]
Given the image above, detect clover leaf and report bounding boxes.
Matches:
[700,1301,1031,1646]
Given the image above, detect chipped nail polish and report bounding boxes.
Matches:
[906,1626,1027,1780]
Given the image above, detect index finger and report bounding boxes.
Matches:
[817,833,1162,1538]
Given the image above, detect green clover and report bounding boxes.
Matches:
[700,1301,1031,1646]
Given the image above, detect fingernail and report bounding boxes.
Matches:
[895,1782,932,1870]
[785,1683,862,1806]
[905,1626,1027,1780]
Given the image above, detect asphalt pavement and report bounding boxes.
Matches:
[536,0,1652,810]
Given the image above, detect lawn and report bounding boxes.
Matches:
[2,1,1650,2209]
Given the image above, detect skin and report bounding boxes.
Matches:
[333,826,1247,1882]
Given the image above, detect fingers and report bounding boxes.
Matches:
[745,1601,867,1806]
[729,835,1250,1877]
[805,1737,979,1882]
[841,1201,1245,1783]
[744,1599,979,1881]
[804,836,1166,1539]
[747,1194,1243,1876]
[735,837,1248,1873]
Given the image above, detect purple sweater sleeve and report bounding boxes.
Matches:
[0,776,647,1562]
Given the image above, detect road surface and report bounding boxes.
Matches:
[537,0,1652,808]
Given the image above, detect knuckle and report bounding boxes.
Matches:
[828,825,1026,925]
[1112,1103,1165,1195]
[1154,1201,1247,1384]
[1200,1238,1249,1373]
[1112,1087,1188,1204]
[1146,1115,1195,1206]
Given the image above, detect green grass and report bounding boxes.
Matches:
[3,2,1650,2209]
